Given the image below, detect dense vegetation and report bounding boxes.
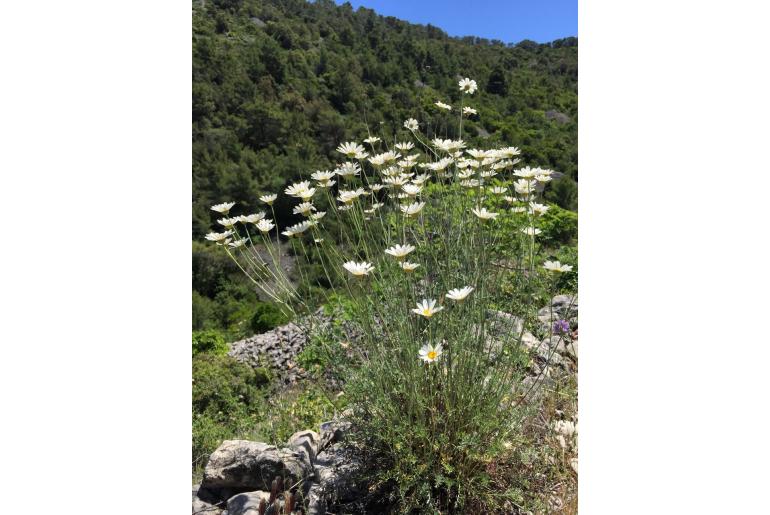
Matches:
[192,0,577,336]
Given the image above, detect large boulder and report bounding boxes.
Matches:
[200,440,313,499]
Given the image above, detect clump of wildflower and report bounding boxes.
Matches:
[399,261,420,272]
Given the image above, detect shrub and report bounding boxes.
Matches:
[539,202,578,247]
[192,353,270,416]
[192,329,228,356]
[249,301,289,333]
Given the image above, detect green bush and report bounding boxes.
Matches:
[192,292,218,330]
[249,301,289,333]
[192,329,228,356]
[192,352,271,415]
[539,203,578,247]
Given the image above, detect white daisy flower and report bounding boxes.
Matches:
[402,183,422,196]
[369,183,385,192]
[337,188,366,204]
[343,261,374,277]
[335,162,361,179]
[211,202,236,214]
[205,230,233,242]
[529,202,549,215]
[466,149,492,161]
[217,217,239,227]
[228,238,247,248]
[284,181,311,197]
[446,286,474,301]
[535,174,552,183]
[400,201,425,217]
[404,118,419,131]
[412,299,443,318]
[336,141,366,158]
[472,207,499,221]
[363,136,381,144]
[511,206,527,213]
[431,138,466,152]
[368,151,401,168]
[399,261,420,272]
[543,260,574,273]
[514,166,539,179]
[241,212,266,223]
[489,186,508,195]
[260,194,277,205]
[383,175,409,189]
[461,179,480,188]
[310,211,326,221]
[462,106,477,116]
[395,141,415,152]
[384,243,415,260]
[522,227,542,236]
[418,342,444,363]
[293,202,316,216]
[256,219,274,233]
[497,146,522,158]
[514,179,537,195]
[435,101,452,111]
[480,170,498,179]
[311,170,336,186]
[458,77,478,94]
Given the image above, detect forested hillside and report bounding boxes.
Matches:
[193,0,576,235]
[192,0,577,336]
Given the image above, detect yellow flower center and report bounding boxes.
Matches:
[422,309,432,317]
[427,351,437,360]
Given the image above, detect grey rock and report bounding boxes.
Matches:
[201,440,313,496]
[313,443,364,503]
[306,482,326,515]
[288,429,320,463]
[320,419,352,447]
[486,310,525,336]
[225,491,272,515]
[538,295,578,326]
[249,17,266,28]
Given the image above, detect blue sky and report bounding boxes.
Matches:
[333,0,576,44]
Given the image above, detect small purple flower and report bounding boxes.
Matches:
[553,319,570,335]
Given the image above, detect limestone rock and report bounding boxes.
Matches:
[200,440,312,497]
[288,429,320,463]
[225,491,272,515]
